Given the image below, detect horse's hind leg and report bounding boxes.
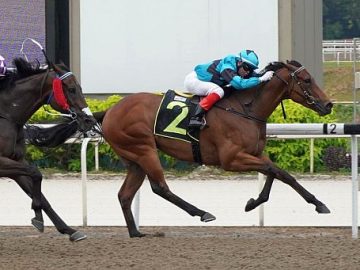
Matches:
[0,157,44,229]
[118,160,146,237]
[14,175,86,241]
[139,152,215,223]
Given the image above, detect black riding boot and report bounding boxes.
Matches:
[188,105,206,128]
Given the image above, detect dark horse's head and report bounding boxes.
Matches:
[49,62,98,132]
[13,58,97,133]
[264,60,333,116]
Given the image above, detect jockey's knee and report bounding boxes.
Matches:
[211,86,225,98]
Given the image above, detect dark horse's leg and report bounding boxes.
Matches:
[14,175,87,241]
[0,157,44,228]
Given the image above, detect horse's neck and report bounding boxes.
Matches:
[230,77,286,121]
[2,73,50,124]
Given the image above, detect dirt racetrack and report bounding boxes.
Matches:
[0,226,359,270]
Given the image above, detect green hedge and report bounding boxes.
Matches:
[266,100,348,172]
[26,97,350,173]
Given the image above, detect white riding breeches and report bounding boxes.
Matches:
[184,71,224,98]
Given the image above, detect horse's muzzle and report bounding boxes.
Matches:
[77,114,98,133]
[317,101,333,116]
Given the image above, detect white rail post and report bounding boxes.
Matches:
[81,138,92,226]
[352,38,360,239]
[310,138,314,173]
[132,191,140,229]
[95,143,99,171]
[351,135,358,239]
[258,173,264,226]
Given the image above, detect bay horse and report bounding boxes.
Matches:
[103,60,333,237]
[36,60,333,238]
[0,57,97,241]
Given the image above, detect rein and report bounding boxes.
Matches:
[214,104,267,124]
[274,72,288,119]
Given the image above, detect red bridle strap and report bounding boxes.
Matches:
[52,72,73,110]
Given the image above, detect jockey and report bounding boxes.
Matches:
[0,55,7,77]
[184,50,274,128]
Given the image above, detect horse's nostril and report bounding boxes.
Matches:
[326,102,333,110]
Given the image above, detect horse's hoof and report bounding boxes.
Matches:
[245,198,256,212]
[31,218,44,233]
[130,232,147,238]
[316,204,331,214]
[69,231,87,242]
[201,212,216,222]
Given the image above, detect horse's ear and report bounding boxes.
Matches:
[57,60,70,71]
[286,60,290,64]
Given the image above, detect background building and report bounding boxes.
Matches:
[0,0,323,95]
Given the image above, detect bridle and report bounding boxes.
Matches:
[21,37,80,119]
[40,69,78,119]
[275,65,318,106]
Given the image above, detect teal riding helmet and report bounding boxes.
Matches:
[239,50,259,70]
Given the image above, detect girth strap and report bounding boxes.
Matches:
[191,139,202,164]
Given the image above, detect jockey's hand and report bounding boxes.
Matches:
[259,71,274,82]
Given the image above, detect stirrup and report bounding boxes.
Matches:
[188,117,206,129]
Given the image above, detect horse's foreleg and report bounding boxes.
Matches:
[226,153,329,213]
[245,175,274,212]
[269,166,330,213]
[14,175,86,241]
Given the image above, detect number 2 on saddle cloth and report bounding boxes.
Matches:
[154,89,203,163]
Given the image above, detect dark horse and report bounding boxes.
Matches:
[37,60,333,238]
[0,58,97,241]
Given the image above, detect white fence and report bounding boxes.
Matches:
[69,123,359,238]
[23,124,358,236]
[322,39,360,62]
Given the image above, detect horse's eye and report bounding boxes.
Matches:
[304,78,311,84]
[68,87,76,94]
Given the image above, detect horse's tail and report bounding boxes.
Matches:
[25,121,79,147]
[25,110,108,148]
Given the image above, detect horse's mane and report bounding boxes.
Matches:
[13,58,45,78]
[0,57,46,90]
[262,60,302,73]
[223,60,303,99]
